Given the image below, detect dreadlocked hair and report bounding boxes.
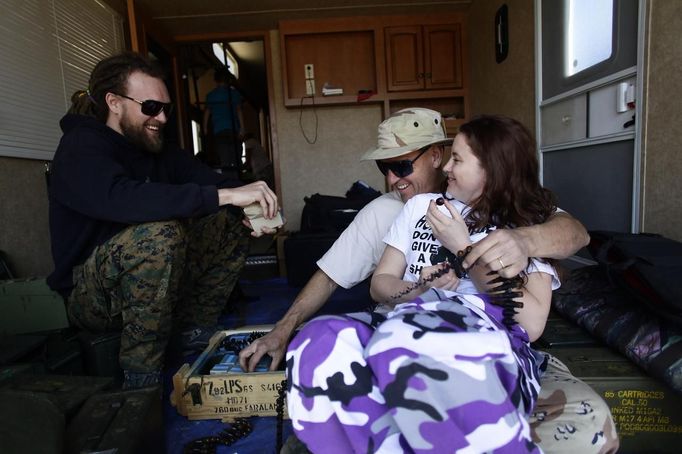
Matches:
[67,51,165,122]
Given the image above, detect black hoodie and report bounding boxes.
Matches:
[47,114,241,296]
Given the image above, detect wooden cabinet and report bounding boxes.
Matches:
[385,26,423,91]
[282,29,378,105]
[385,24,463,92]
[279,13,469,129]
[424,24,463,90]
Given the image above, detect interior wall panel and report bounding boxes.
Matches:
[642,0,682,241]
[543,141,634,232]
[468,0,536,133]
[269,31,385,231]
[0,157,52,277]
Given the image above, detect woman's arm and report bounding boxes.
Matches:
[466,260,552,341]
[371,245,459,306]
[509,272,552,341]
[426,198,553,339]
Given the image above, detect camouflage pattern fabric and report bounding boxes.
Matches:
[553,266,682,395]
[531,354,619,453]
[67,209,248,372]
[286,288,544,453]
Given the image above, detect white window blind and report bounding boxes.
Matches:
[0,0,124,160]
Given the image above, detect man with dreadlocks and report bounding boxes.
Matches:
[47,51,279,389]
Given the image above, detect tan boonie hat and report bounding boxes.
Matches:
[361,108,453,161]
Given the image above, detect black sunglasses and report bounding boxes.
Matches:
[376,147,430,178]
[114,93,174,117]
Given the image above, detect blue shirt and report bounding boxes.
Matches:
[205,86,242,134]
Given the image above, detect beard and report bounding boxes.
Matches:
[120,115,164,154]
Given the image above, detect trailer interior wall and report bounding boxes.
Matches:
[468,0,536,133]
[641,0,682,241]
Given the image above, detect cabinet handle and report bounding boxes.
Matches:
[417,72,424,79]
[424,72,432,79]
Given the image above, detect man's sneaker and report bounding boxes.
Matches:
[122,370,161,390]
[179,326,221,352]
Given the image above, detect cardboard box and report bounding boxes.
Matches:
[170,326,287,421]
[548,347,682,452]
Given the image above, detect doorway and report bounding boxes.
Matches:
[536,0,642,234]
[176,34,277,193]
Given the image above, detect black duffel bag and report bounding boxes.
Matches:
[588,230,682,327]
[300,192,377,235]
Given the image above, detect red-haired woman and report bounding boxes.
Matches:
[287,115,560,453]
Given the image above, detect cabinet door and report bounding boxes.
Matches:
[385,26,424,92]
[540,94,588,146]
[424,24,463,90]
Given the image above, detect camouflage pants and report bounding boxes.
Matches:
[287,288,619,453]
[286,289,544,453]
[67,209,249,372]
[530,354,619,453]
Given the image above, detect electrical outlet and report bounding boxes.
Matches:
[304,64,314,80]
[306,79,315,96]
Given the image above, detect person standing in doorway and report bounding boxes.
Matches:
[203,68,245,173]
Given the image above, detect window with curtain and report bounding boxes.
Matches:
[0,0,124,160]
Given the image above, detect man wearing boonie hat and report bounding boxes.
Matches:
[241,108,617,453]
[361,107,453,203]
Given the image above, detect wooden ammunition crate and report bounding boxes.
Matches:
[170,326,287,421]
[548,347,682,453]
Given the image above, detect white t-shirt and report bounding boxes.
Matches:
[317,191,404,289]
[384,193,560,293]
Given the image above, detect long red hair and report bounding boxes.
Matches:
[457,115,557,229]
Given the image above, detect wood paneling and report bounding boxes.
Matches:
[284,31,377,100]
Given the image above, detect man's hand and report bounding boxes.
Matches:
[462,211,590,278]
[238,324,292,372]
[241,219,279,237]
[238,270,338,371]
[242,204,285,237]
[462,228,531,278]
[218,181,278,218]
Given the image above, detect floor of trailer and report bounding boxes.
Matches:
[163,276,372,454]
